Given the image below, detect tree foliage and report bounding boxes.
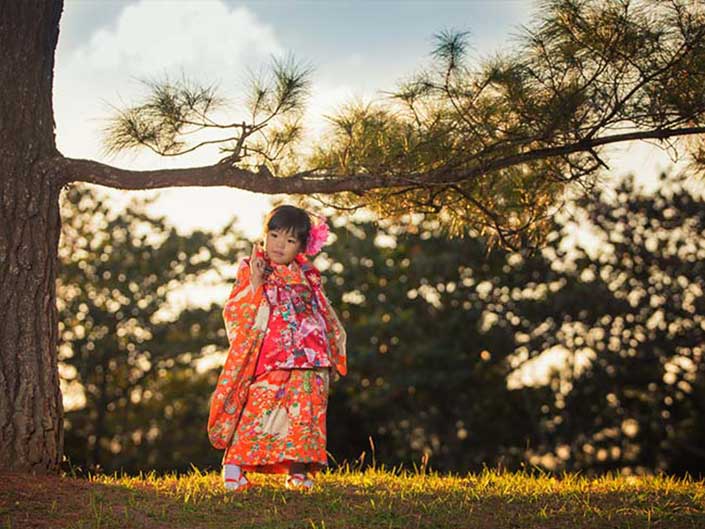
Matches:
[102,0,705,251]
[502,171,705,475]
[312,169,705,476]
[56,168,705,477]
[57,186,245,473]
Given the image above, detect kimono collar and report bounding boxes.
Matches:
[265,252,322,289]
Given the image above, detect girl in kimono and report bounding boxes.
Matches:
[208,205,347,491]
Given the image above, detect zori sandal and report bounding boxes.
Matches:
[224,474,252,491]
[285,472,314,490]
[223,464,253,492]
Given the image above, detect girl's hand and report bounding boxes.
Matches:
[249,242,266,290]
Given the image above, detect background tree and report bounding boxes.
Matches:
[487,170,705,476]
[316,169,705,477]
[54,170,705,478]
[57,185,242,473]
[3,0,705,473]
[318,218,552,472]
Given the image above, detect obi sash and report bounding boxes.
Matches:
[255,257,332,375]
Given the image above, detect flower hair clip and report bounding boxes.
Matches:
[305,213,330,256]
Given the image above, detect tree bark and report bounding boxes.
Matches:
[0,0,64,474]
[0,170,64,473]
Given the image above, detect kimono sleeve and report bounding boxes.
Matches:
[208,257,267,450]
[223,257,264,344]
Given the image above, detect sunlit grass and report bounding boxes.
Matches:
[85,464,705,528]
[2,462,704,528]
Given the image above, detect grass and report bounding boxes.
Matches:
[1,462,704,528]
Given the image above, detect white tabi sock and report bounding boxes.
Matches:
[223,464,243,482]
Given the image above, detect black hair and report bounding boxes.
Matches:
[264,205,311,248]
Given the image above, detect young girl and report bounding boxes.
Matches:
[208,205,347,491]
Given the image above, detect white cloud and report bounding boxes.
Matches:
[55,0,283,164]
[79,2,279,75]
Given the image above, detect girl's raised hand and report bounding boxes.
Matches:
[249,242,266,290]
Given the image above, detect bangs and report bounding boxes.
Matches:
[265,205,311,245]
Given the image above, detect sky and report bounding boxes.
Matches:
[54,0,680,242]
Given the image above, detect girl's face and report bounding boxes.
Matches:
[264,228,303,265]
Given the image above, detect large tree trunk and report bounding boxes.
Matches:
[0,0,65,473]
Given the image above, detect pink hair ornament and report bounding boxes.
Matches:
[305,213,330,256]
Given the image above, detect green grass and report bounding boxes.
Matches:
[1,463,704,528]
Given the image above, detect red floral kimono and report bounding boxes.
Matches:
[207,247,347,474]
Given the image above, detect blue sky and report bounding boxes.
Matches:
[55,0,674,245]
[59,1,533,64]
